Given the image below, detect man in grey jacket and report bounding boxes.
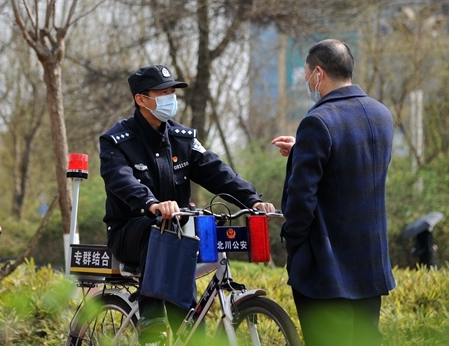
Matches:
[273,39,395,346]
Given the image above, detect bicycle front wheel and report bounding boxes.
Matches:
[66,294,139,346]
[214,296,301,346]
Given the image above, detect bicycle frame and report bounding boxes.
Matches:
[70,250,267,346]
[173,250,267,346]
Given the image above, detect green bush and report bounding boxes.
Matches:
[381,264,449,346]
[0,219,38,260]
[3,260,449,345]
[0,259,76,345]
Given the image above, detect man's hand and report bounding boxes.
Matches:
[252,202,276,213]
[149,201,180,219]
[271,136,295,157]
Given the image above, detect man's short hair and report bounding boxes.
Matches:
[306,39,354,81]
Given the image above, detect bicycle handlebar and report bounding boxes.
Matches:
[173,208,284,220]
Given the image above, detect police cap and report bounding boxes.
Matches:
[128,65,188,96]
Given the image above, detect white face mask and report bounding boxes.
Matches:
[305,69,321,103]
[142,93,178,122]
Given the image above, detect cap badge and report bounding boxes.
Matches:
[161,67,171,77]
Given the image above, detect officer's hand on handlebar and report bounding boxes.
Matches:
[252,202,276,213]
[149,201,180,219]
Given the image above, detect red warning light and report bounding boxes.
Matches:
[247,215,270,263]
[67,153,89,179]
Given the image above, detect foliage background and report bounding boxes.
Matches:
[2,145,449,269]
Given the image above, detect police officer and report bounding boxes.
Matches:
[99,65,275,345]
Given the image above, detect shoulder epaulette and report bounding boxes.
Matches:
[110,131,135,144]
[169,127,197,138]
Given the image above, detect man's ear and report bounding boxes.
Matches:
[135,94,145,107]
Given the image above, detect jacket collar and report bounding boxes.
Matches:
[134,108,167,145]
[310,84,367,111]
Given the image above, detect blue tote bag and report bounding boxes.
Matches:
[141,219,199,310]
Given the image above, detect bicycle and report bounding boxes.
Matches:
[65,203,301,346]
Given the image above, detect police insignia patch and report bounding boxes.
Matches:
[192,138,206,153]
[161,67,170,77]
[134,163,148,171]
[110,131,134,144]
[169,127,197,138]
[226,228,237,239]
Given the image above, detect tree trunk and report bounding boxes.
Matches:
[11,135,23,217]
[189,0,212,204]
[42,61,72,235]
[191,0,211,141]
[11,138,32,219]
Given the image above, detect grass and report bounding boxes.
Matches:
[2,260,449,345]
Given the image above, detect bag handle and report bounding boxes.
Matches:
[159,218,183,239]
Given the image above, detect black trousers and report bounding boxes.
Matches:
[292,288,382,346]
[107,217,204,342]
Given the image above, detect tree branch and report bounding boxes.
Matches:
[207,94,235,170]
[11,0,37,49]
[210,13,243,61]
[32,0,39,40]
[21,0,37,31]
[66,1,107,28]
[62,0,77,32]
[45,0,56,31]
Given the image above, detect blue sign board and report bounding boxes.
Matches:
[216,226,249,253]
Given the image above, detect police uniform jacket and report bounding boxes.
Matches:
[281,85,396,300]
[100,109,262,233]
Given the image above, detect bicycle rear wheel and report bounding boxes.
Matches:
[66,294,138,346]
[214,296,301,346]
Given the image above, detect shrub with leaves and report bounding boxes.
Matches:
[381,265,449,346]
[3,260,449,345]
[0,259,75,346]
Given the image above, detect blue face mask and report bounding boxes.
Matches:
[305,69,321,103]
[143,94,178,122]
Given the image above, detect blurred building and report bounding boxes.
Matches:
[249,27,357,138]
